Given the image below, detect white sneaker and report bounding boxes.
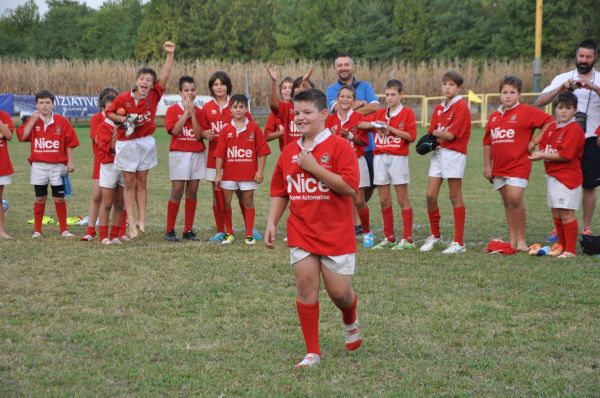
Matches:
[295,353,320,368]
[110,238,122,245]
[442,241,466,254]
[120,235,131,242]
[61,230,75,238]
[101,238,111,245]
[344,321,363,351]
[32,231,42,238]
[420,235,442,252]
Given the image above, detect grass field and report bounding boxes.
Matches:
[1,124,599,396]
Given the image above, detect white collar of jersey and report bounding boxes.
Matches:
[104,117,116,127]
[556,117,576,129]
[386,104,403,119]
[337,109,354,125]
[441,95,463,113]
[177,101,185,111]
[498,102,520,115]
[233,117,249,134]
[41,113,54,127]
[212,96,230,111]
[297,128,332,152]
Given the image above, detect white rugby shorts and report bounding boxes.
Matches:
[428,147,466,179]
[99,162,124,189]
[169,151,207,181]
[290,247,356,275]
[358,156,370,188]
[373,153,409,185]
[115,135,157,172]
[0,174,12,185]
[547,176,581,210]
[220,180,257,191]
[493,176,529,191]
[206,168,217,182]
[30,162,66,186]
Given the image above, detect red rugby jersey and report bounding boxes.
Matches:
[264,111,285,151]
[276,101,301,147]
[483,103,554,179]
[361,106,417,156]
[214,119,271,181]
[428,96,471,154]
[95,118,118,164]
[539,119,585,189]
[325,110,369,157]
[270,130,359,256]
[164,103,207,153]
[89,112,103,179]
[17,113,80,164]
[105,83,165,141]
[0,111,14,176]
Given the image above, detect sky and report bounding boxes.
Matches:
[1,0,107,16]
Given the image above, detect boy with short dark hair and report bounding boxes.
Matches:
[529,92,585,257]
[214,94,270,245]
[265,88,362,368]
[421,70,471,254]
[17,90,80,238]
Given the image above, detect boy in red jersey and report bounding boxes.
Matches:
[358,80,417,250]
[96,93,125,245]
[420,70,471,254]
[214,94,271,245]
[0,110,14,238]
[529,92,585,258]
[264,76,294,151]
[17,90,80,238]
[106,41,175,239]
[164,76,208,242]
[325,85,371,247]
[82,88,119,241]
[483,76,554,251]
[266,89,362,368]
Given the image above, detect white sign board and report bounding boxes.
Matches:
[156,94,213,116]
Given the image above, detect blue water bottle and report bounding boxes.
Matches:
[536,245,551,256]
[62,173,73,198]
[1,199,8,212]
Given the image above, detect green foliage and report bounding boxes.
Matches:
[0,0,597,62]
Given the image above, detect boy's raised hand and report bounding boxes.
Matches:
[266,66,277,82]
[163,41,175,54]
[302,66,314,83]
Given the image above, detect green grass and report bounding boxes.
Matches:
[1,124,599,397]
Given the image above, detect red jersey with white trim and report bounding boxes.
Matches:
[277,101,301,147]
[270,130,359,255]
[201,97,254,168]
[428,97,471,154]
[264,111,284,151]
[95,118,118,164]
[89,112,103,179]
[17,114,80,164]
[325,110,369,157]
[105,83,165,141]
[539,120,585,189]
[361,106,417,156]
[484,104,554,179]
[214,119,271,181]
[0,111,14,176]
[164,103,206,153]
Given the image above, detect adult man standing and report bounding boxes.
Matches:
[537,39,600,235]
[326,54,380,247]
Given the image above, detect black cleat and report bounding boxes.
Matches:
[165,229,181,242]
[182,230,200,241]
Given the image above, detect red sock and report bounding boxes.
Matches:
[428,209,441,238]
[401,208,413,242]
[244,207,255,237]
[119,210,127,236]
[223,207,233,234]
[33,202,45,233]
[562,220,578,254]
[358,207,370,233]
[382,206,395,241]
[213,205,224,233]
[86,226,95,237]
[340,293,358,325]
[453,206,465,245]
[184,199,197,232]
[166,200,180,232]
[55,201,68,233]
[296,300,320,356]
[98,225,108,241]
[553,218,565,247]
[109,225,119,239]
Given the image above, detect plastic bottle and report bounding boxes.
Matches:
[62,173,73,198]
[536,245,551,256]
[2,199,8,212]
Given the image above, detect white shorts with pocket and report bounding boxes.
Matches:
[169,151,207,181]
[547,176,581,210]
[206,168,217,182]
[358,156,370,188]
[493,176,529,191]
[428,148,466,179]
[30,162,66,186]
[290,247,355,275]
[220,180,257,191]
[99,163,124,189]
[373,154,409,185]
[0,174,12,185]
[115,136,157,172]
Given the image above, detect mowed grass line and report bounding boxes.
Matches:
[0,125,599,396]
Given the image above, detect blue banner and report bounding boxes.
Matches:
[0,93,14,115]
[13,94,99,118]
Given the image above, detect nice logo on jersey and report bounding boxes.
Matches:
[290,121,300,133]
[287,173,330,193]
[374,133,402,145]
[181,126,195,138]
[227,146,253,158]
[211,121,227,133]
[34,137,59,150]
[490,127,515,140]
[543,145,558,154]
